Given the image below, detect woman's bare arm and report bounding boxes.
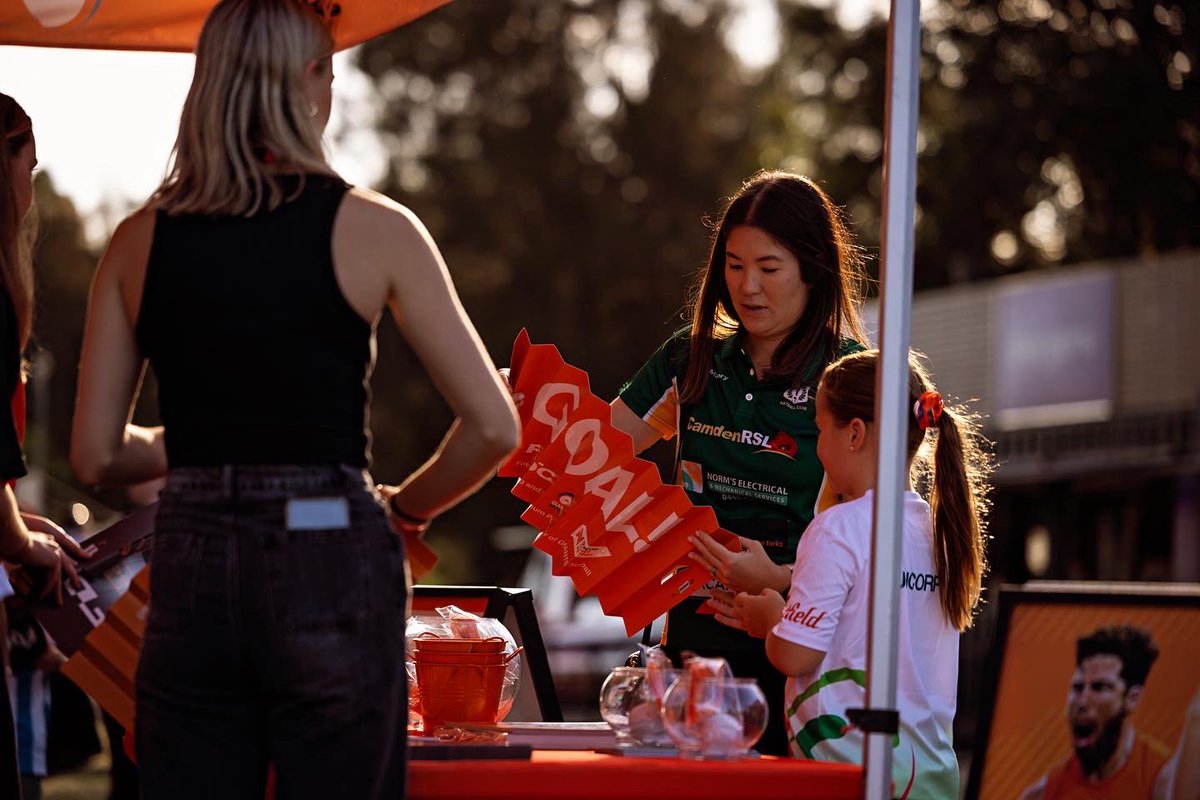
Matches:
[335,189,519,518]
[71,211,167,487]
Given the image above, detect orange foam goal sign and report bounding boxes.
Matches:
[505,330,739,636]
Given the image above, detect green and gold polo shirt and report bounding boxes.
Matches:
[619,330,862,568]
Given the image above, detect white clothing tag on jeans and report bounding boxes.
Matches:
[285,496,350,531]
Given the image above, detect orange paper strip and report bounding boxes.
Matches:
[512,392,620,504]
[403,529,439,581]
[499,349,592,479]
[590,504,718,615]
[530,494,609,579]
[555,459,666,593]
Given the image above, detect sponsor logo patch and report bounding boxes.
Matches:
[680,460,705,494]
[901,571,940,592]
[706,471,789,506]
[685,417,798,459]
[781,604,827,628]
[781,385,812,410]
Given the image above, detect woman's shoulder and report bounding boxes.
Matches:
[789,334,865,384]
[335,187,434,248]
[663,328,743,364]
[642,326,694,369]
[115,206,158,236]
[659,328,737,376]
[102,208,158,277]
[339,185,415,221]
[902,490,934,537]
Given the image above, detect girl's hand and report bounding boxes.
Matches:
[708,589,744,631]
[735,589,787,639]
[689,532,789,594]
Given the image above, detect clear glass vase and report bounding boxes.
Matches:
[598,666,683,747]
[659,675,768,759]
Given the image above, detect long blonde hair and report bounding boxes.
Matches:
[819,349,993,632]
[149,0,336,217]
[0,93,35,349]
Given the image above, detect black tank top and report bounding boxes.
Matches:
[136,174,372,468]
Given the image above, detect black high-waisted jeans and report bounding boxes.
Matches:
[135,465,409,800]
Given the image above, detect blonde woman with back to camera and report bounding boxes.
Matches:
[69,2,519,798]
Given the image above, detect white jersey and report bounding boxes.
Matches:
[772,490,960,799]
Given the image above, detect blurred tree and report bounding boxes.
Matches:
[356,0,765,580]
[754,4,889,279]
[929,0,1200,277]
[28,174,94,491]
[762,0,1200,288]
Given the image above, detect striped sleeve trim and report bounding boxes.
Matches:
[642,381,678,439]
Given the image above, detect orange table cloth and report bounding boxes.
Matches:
[409,750,862,800]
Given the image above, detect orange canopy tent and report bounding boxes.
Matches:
[0,0,450,52]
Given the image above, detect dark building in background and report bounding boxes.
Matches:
[882,249,1200,749]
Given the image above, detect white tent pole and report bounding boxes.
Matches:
[861,0,921,797]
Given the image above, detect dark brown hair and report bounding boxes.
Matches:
[1077,626,1159,689]
[680,170,868,404]
[818,349,993,632]
[0,92,34,349]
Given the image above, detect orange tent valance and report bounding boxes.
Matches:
[0,0,450,52]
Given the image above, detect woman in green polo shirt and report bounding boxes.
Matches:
[612,169,868,755]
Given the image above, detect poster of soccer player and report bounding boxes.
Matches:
[967,583,1200,800]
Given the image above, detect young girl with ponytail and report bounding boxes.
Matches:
[712,348,991,798]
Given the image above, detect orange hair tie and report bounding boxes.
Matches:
[913,391,943,430]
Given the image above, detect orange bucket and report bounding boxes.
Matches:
[414,636,507,655]
[414,647,522,730]
[415,650,510,666]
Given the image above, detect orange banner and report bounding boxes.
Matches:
[0,0,450,52]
